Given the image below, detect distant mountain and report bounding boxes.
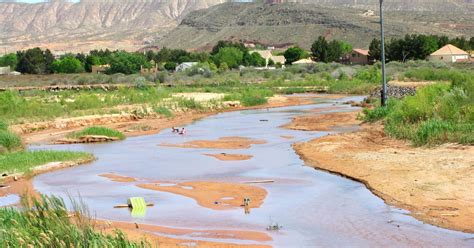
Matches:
[0,0,225,52]
[156,2,474,50]
[0,0,472,52]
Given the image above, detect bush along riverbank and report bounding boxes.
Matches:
[363,70,473,146]
[0,120,93,180]
[0,195,148,247]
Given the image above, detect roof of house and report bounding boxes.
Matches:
[178,62,198,67]
[352,49,369,56]
[251,50,273,59]
[430,44,468,56]
[271,55,286,64]
[292,58,315,64]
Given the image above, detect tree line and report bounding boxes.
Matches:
[369,35,474,62]
[0,41,267,75]
[1,35,473,75]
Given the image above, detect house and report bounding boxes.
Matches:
[292,58,315,65]
[428,44,469,63]
[176,62,198,72]
[271,55,286,65]
[91,64,110,74]
[0,66,11,75]
[347,49,370,65]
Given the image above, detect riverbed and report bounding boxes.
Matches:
[29,95,474,247]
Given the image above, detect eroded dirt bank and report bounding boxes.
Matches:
[291,112,474,233]
[15,94,316,145]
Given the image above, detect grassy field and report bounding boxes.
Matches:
[0,150,93,175]
[0,195,147,247]
[363,69,473,146]
[67,126,126,140]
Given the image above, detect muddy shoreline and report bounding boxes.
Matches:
[291,112,474,233]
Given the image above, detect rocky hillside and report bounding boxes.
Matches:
[0,0,225,52]
[156,2,474,50]
[0,0,472,52]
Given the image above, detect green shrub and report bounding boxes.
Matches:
[68,126,125,140]
[177,98,204,110]
[0,195,148,247]
[0,130,22,151]
[154,106,174,118]
[0,120,7,131]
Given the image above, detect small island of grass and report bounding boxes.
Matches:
[67,126,126,141]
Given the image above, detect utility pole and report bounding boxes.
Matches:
[380,0,387,106]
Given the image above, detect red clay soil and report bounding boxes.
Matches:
[161,137,266,150]
[137,181,267,210]
[97,220,272,248]
[292,111,474,233]
[204,153,253,161]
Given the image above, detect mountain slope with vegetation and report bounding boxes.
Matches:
[156,2,474,50]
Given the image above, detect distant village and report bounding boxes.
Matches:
[0,35,473,76]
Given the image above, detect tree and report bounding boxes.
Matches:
[368,38,381,62]
[311,36,329,62]
[16,47,55,74]
[211,40,247,55]
[469,37,474,50]
[244,52,266,67]
[51,56,84,73]
[164,62,177,71]
[107,52,150,74]
[212,47,243,69]
[284,47,306,64]
[0,53,17,70]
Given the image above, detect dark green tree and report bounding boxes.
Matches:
[284,47,306,64]
[16,48,55,74]
[311,36,329,62]
[368,38,381,62]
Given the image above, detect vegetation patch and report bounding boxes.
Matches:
[67,126,126,140]
[363,70,473,146]
[0,195,147,247]
[0,150,92,175]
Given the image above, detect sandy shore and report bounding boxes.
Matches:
[138,181,267,210]
[204,153,253,161]
[283,111,361,131]
[291,112,474,233]
[161,137,266,150]
[99,173,137,182]
[0,158,94,198]
[97,220,271,248]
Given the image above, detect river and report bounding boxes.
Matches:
[30,95,474,247]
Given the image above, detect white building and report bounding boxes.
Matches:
[175,62,198,72]
[428,44,469,63]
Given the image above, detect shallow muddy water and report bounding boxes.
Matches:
[30,95,474,247]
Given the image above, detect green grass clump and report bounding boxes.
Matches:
[176,98,204,110]
[153,106,174,118]
[0,195,148,247]
[363,74,473,146]
[0,120,7,131]
[0,150,93,175]
[0,130,22,152]
[67,126,126,140]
